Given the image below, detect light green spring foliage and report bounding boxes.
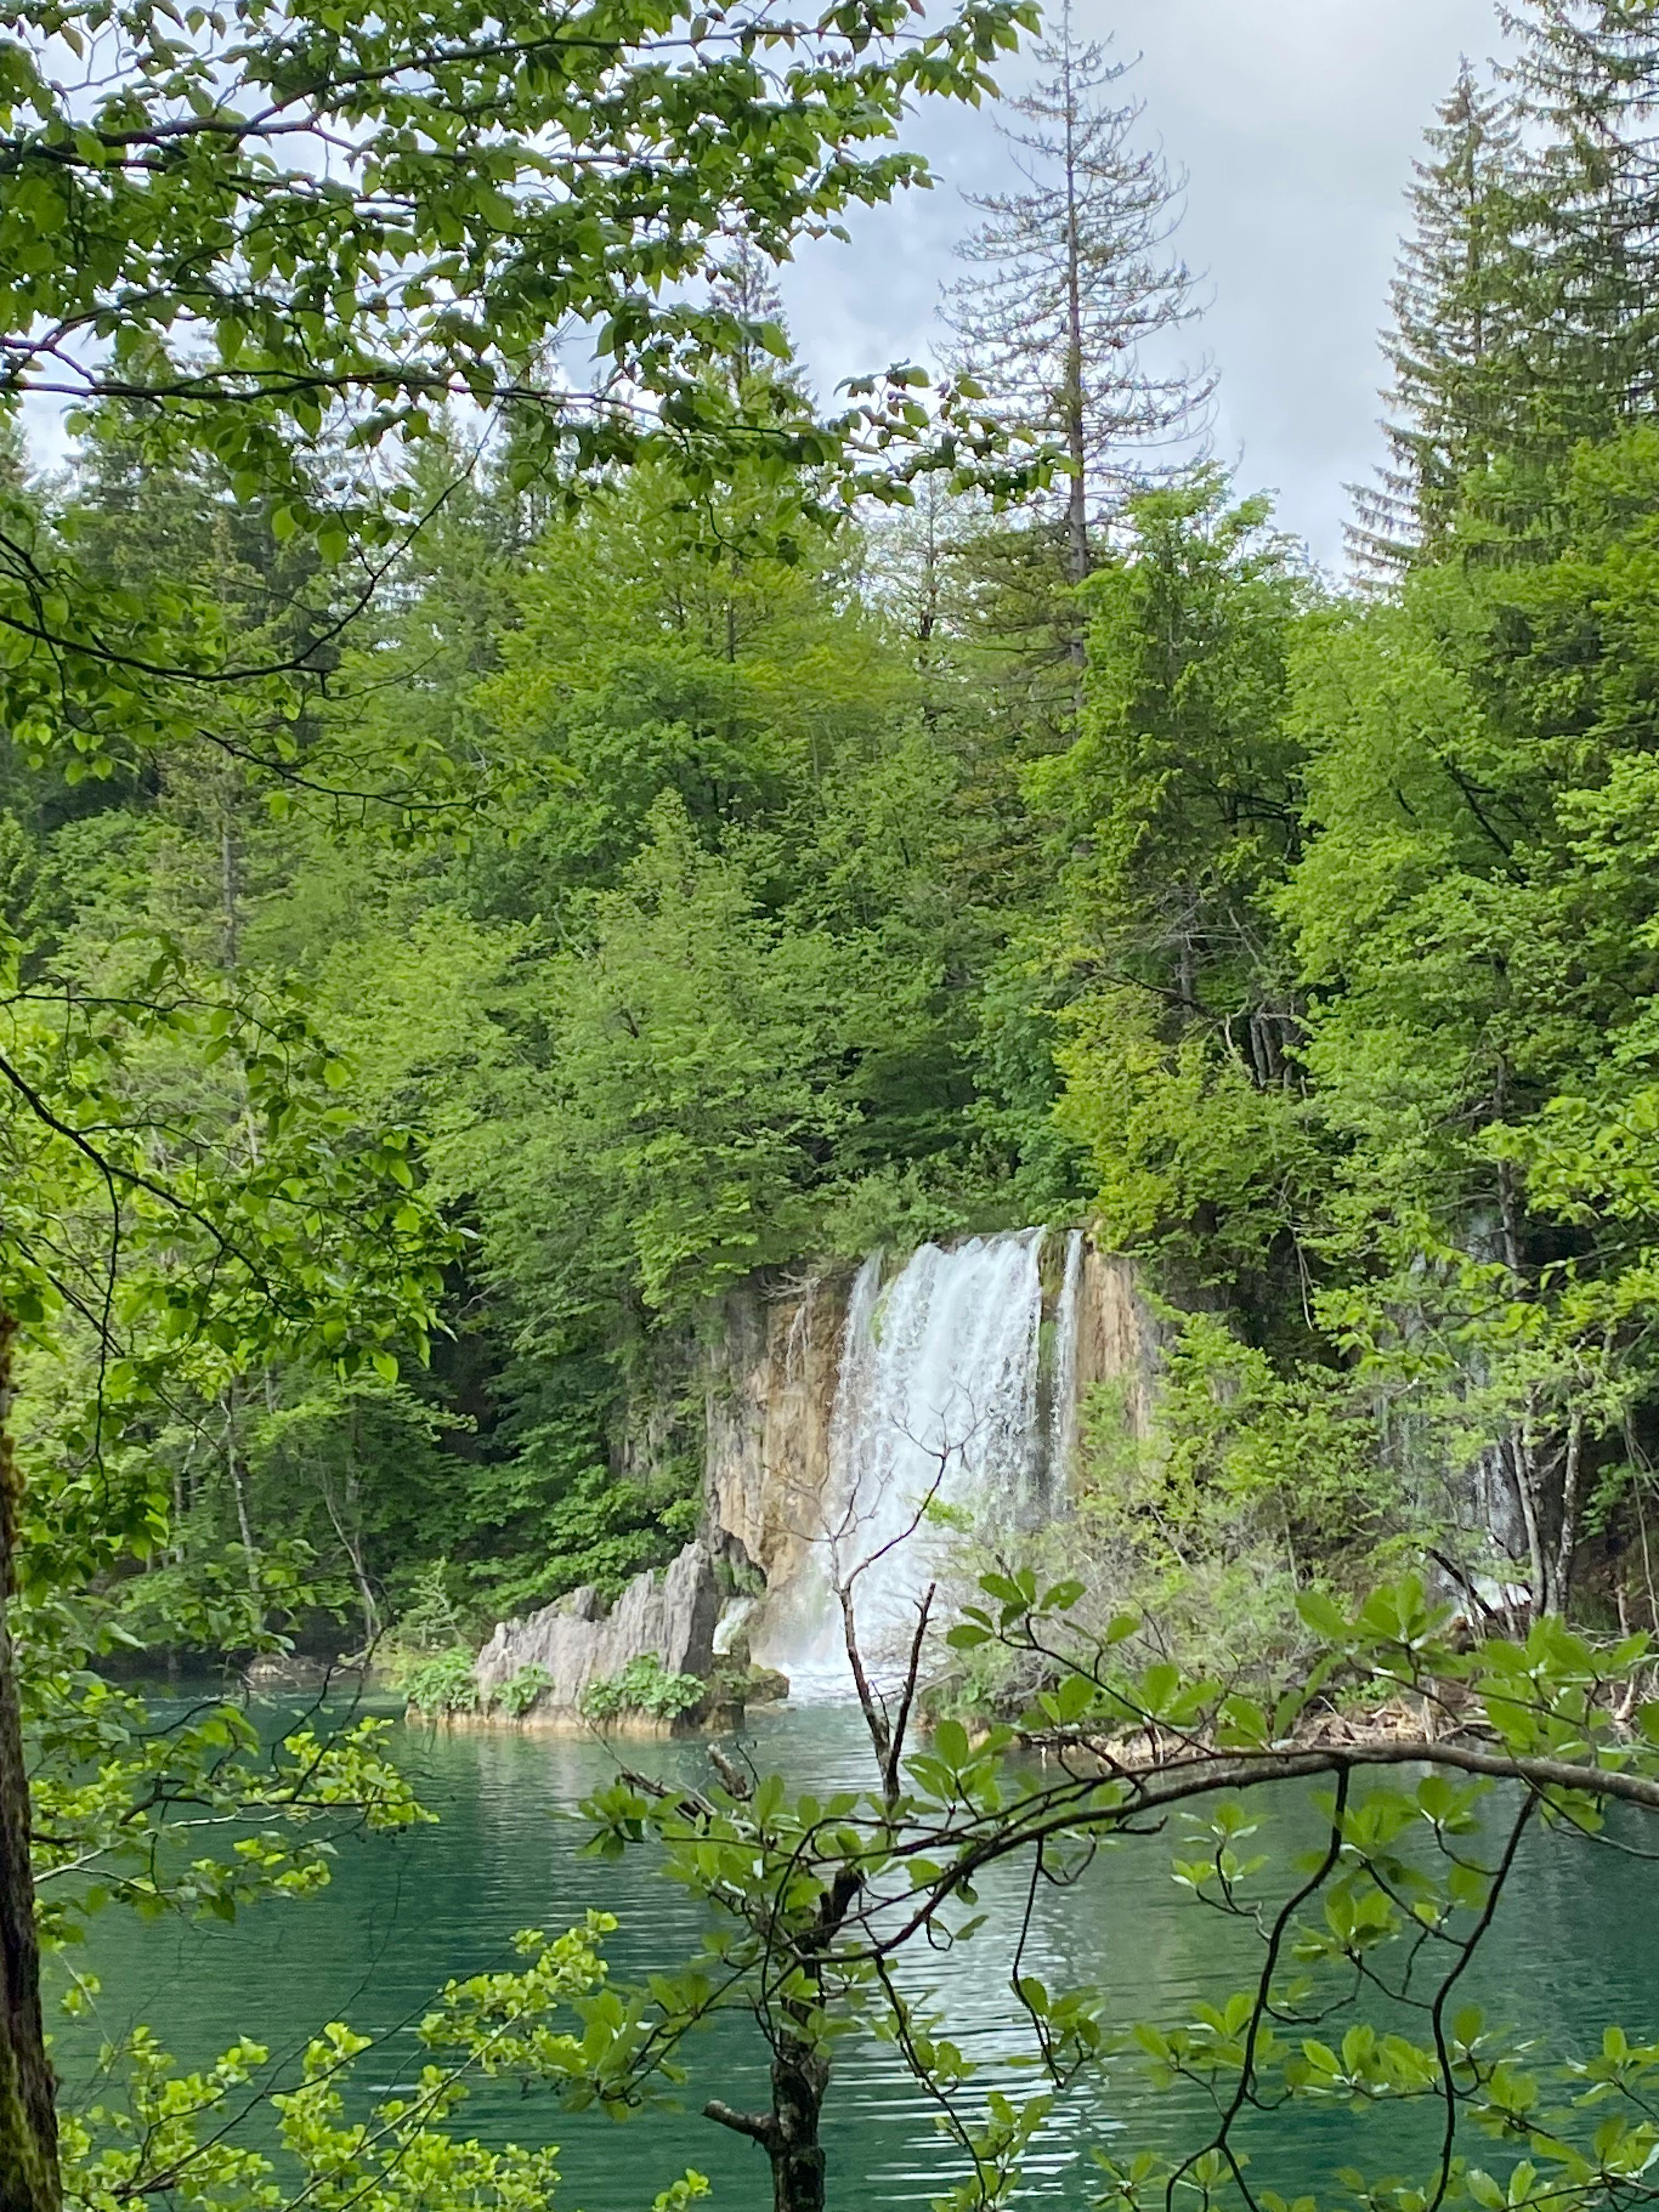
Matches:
[579,1656,705,1724]
[23,403,1058,1623]
[475,794,848,1320]
[62,1914,711,2212]
[0,0,1045,1692]
[31,1693,429,1948]
[402,1647,484,1718]
[1023,425,1659,1613]
[0,0,1038,809]
[493,1664,556,1719]
[1035,474,1314,1287]
[402,1656,554,1719]
[1285,430,1659,1479]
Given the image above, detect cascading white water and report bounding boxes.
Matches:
[1048,1229,1085,1487]
[753,1227,1079,1698]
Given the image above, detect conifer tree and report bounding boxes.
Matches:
[708,238,792,388]
[943,4,1205,587]
[1350,60,1522,580]
[1500,0,1659,445]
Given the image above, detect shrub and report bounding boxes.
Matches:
[403,1646,481,1717]
[580,1654,705,1724]
[393,1558,470,1651]
[494,1663,555,1719]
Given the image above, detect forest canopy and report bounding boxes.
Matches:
[9,0,1659,1649]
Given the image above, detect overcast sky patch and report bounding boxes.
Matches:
[778,0,1507,571]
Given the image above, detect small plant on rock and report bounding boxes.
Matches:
[580,1655,705,1725]
[494,1663,555,1719]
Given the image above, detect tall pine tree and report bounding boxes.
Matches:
[1350,60,1522,580]
[1501,0,1659,445]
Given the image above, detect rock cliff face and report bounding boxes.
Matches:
[475,1538,720,1712]
[703,1268,851,1592]
[702,1237,1163,1684]
[1074,1248,1159,1442]
[475,1235,1161,1713]
[702,1244,1159,1572]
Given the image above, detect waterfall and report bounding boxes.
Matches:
[1048,1228,1085,1488]
[752,1227,1079,1698]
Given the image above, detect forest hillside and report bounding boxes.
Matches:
[10,12,1659,1672]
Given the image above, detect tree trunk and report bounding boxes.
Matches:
[1508,1423,1551,1621]
[322,1472,379,1651]
[767,2036,829,2212]
[0,1312,61,2212]
[1057,16,1091,638]
[224,1386,262,1622]
[707,2028,829,2212]
[1549,1414,1584,1617]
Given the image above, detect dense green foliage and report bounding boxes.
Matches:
[7,378,1079,1637]
[18,1,1659,1656]
[0,0,1048,2188]
[580,1655,707,1723]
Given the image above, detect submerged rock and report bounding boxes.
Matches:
[475,1539,720,1715]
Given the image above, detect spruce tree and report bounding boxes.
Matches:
[1500,0,1659,445]
[708,236,792,386]
[943,3,1206,586]
[1350,60,1522,580]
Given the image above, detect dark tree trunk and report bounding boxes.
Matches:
[767,2037,829,2212]
[706,2032,829,2212]
[0,1312,60,2212]
[1062,61,1091,600]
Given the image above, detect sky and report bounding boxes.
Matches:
[775,0,1509,572]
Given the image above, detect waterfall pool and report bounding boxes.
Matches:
[59,1700,1659,2209]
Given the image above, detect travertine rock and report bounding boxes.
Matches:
[704,1268,850,1590]
[475,1538,720,1711]
[701,1241,1160,1635]
[1074,1248,1160,1446]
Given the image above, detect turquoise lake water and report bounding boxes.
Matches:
[55,1701,1659,2210]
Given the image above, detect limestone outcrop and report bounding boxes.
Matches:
[474,1538,720,1712]
[704,1268,851,1592]
[1074,1248,1160,1443]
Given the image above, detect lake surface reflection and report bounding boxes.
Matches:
[59,1701,1659,2210]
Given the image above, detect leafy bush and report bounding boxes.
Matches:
[579,1654,705,1724]
[493,1663,555,1719]
[402,1646,481,1717]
